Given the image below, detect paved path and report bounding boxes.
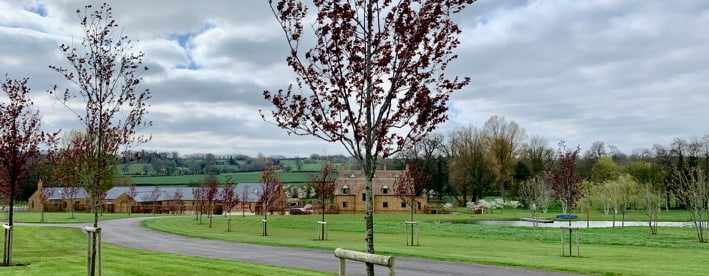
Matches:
[15,217,574,276]
[103,217,574,276]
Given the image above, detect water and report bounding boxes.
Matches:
[463,220,695,228]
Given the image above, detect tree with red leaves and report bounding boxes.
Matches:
[220,176,239,232]
[0,76,58,266]
[546,141,583,217]
[260,166,282,236]
[310,160,338,240]
[49,4,150,273]
[192,185,207,223]
[265,1,475,269]
[395,164,430,222]
[203,174,219,228]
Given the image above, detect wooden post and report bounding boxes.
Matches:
[85,226,102,276]
[560,226,579,257]
[404,221,419,246]
[334,248,395,276]
[227,218,232,232]
[2,224,12,266]
[317,221,327,240]
[262,219,268,236]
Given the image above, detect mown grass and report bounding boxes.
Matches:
[0,226,331,275]
[144,212,708,275]
[130,171,313,185]
[2,212,169,224]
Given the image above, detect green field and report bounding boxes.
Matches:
[0,226,330,275]
[144,210,709,275]
[130,171,314,185]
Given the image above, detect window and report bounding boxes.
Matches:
[342,185,350,194]
[401,202,406,208]
[362,193,366,201]
[417,202,422,210]
[381,185,389,194]
[342,201,348,208]
[383,202,389,208]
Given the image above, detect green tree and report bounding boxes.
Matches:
[590,156,619,183]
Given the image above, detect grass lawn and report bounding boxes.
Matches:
[3,212,171,224]
[0,226,330,275]
[144,211,708,275]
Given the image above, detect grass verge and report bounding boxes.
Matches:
[144,212,708,275]
[0,226,331,275]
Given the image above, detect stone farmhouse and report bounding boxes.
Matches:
[29,181,285,214]
[334,168,427,214]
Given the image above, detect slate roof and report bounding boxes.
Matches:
[41,187,88,200]
[41,183,266,203]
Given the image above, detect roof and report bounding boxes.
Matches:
[41,187,88,200]
[42,183,266,203]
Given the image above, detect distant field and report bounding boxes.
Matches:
[280,159,349,172]
[131,171,315,185]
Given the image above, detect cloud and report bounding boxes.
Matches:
[1,0,708,156]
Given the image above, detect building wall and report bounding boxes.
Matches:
[334,169,428,214]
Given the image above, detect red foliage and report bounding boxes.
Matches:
[546,141,583,213]
[0,76,58,225]
[260,166,282,212]
[394,164,430,218]
[49,3,151,228]
[310,160,338,217]
[220,176,240,216]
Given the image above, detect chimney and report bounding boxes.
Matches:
[383,162,387,171]
[405,163,410,171]
[340,164,345,172]
[37,179,44,190]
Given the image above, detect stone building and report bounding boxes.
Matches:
[28,181,285,214]
[334,168,427,214]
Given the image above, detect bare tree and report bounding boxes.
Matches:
[260,166,282,236]
[265,1,475,271]
[142,185,161,214]
[172,188,184,214]
[39,183,55,223]
[127,182,137,215]
[0,76,58,266]
[192,185,207,223]
[48,4,151,274]
[310,160,338,240]
[674,167,708,242]
[520,176,551,229]
[394,164,430,244]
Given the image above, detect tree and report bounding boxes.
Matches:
[673,167,708,242]
[220,176,239,232]
[520,176,552,229]
[259,166,282,236]
[202,174,219,228]
[39,181,54,223]
[127,182,138,215]
[265,1,474,271]
[626,161,665,234]
[142,185,161,214]
[394,163,430,244]
[547,141,583,219]
[192,185,207,224]
[590,156,619,183]
[484,115,525,202]
[48,4,151,275]
[310,160,338,240]
[448,126,494,203]
[172,188,184,214]
[0,76,57,266]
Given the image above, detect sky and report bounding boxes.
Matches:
[1,0,708,157]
